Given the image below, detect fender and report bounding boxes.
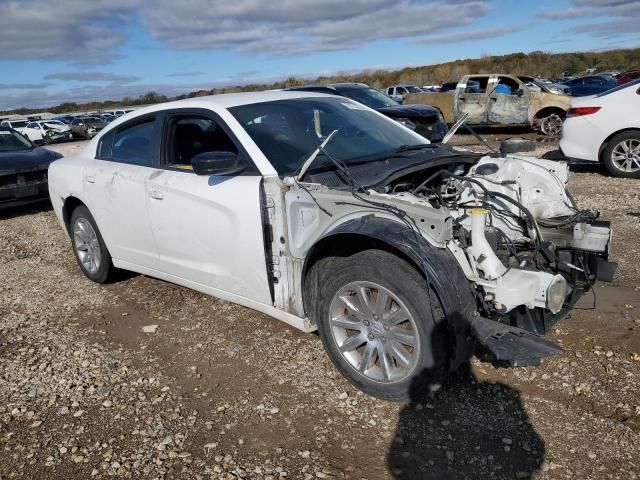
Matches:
[304,214,477,369]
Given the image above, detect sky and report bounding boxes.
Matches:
[0,0,638,110]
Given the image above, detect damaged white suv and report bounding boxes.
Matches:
[48,91,615,400]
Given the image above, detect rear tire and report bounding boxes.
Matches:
[602,131,640,178]
[314,249,448,401]
[537,112,564,137]
[69,205,115,283]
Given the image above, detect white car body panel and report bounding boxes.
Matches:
[85,160,161,269]
[145,169,272,304]
[560,82,640,162]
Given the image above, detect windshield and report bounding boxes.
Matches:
[85,117,104,125]
[229,97,423,175]
[0,129,33,152]
[340,88,399,108]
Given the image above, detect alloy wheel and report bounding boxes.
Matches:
[540,114,563,136]
[329,281,420,383]
[611,139,640,173]
[73,218,102,274]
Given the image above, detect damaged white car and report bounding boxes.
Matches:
[48,91,615,400]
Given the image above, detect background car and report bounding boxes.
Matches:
[70,117,107,139]
[562,75,617,97]
[617,69,640,86]
[386,85,423,102]
[22,120,72,144]
[0,126,63,208]
[287,83,447,142]
[0,119,30,137]
[440,80,480,93]
[560,78,640,178]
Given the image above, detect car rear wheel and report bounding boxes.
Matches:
[538,113,564,136]
[602,131,640,178]
[70,205,115,283]
[314,249,448,401]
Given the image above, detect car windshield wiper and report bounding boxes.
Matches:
[396,143,438,152]
[296,130,339,181]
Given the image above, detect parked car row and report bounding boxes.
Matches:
[0,109,136,144]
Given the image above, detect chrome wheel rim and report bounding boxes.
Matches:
[611,139,640,173]
[73,218,101,274]
[329,281,420,383]
[540,114,563,136]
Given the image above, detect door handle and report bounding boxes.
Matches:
[490,97,497,101]
[149,189,164,200]
[85,175,95,184]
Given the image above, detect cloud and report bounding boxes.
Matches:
[0,0,139,64]
[166,71,204,78]
[140,0,492,54]
[539,0,640,40]
[44,71,140,83]
[0,0,497,62]
[412,26,525,44]
[0,82,51,90]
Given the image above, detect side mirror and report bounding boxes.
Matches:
[516,89,524,97]
[191,151,245,176]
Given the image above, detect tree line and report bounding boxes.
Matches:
[2,48,639,116]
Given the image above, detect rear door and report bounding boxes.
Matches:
[487,76,530,125]
[145,108,272,304]
[455,75,490,124]
[84,115,161,268]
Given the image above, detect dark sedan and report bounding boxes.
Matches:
[0,127,63,208]
[562,75,617,97]
[287,83,447,142]
[70,117,107,139]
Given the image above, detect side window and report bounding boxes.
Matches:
[468,76,490,93]
[111,119,155,166]
[165,115,238,170]
[26,122,37,129]
[494,76,521,95]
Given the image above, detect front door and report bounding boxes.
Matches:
[145,110,272,305]
[487,76,530,125]
[455,76,490,124]
[84,115,160,268]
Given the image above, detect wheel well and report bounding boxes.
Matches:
[62,196,85,232]
[301,233,423,321]
[598,128,640,161]
[534,106,566,121]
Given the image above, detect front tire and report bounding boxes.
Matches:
[602,131,640,178]
[70,205,115,283]
[538,113,564,137]
[315,250,448,401]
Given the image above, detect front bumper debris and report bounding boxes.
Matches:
[471,315,564,367]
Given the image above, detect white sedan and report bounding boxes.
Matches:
[48,91,614,400]
[560,79,640,178]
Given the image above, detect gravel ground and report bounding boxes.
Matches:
[1,135,639,479]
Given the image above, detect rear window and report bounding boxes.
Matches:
[596,78,640,97]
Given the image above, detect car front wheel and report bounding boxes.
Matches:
[314,249,448,401]
[70,205,115,283]
[602,131,640,178]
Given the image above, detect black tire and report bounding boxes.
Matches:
[69,205,115,283]
[314,249,448,401]
[602,131,640,178]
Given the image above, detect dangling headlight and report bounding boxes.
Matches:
[546,274,567,314]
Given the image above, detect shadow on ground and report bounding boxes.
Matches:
[0,200,51,220]
[388,363,545,479]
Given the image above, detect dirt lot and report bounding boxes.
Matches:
[1,135,640,479]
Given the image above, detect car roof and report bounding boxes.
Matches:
[115,90,337,119]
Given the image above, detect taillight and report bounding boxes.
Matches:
[567,106,601,117]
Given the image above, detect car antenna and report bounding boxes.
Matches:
[296,129,339,181]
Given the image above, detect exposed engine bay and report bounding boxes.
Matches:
[371,153,613,335]
[286,146,615,352]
